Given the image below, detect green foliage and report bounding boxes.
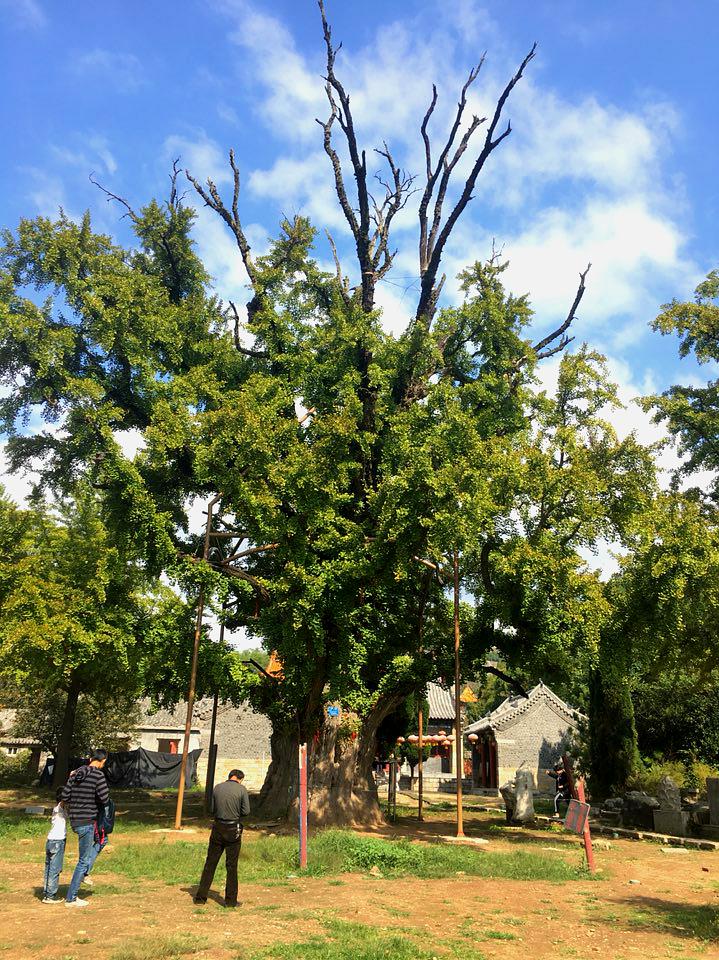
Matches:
[0,749,36,787]
[587,667,640,798]
[647,268,719,493]
[10,688,141,756]
[0,488,150,698]
[633,673,719,767]
[0,187,657,803]
[628,758,719,799]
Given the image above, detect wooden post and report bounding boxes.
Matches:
[418,705,424,822]
[489,739,497,789]
[453,548,464,837]
[174,493,221,830]
[479,738,486,788]
[298,742,308,869]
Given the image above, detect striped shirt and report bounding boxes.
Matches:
[61,765,110,828]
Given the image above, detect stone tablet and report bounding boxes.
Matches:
[656,776,681,811]
[513,769,535,822]
[707,778,719,826]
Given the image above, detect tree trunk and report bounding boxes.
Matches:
[255,695,403,827]
[52,675,81,788]
[254,727,300,820]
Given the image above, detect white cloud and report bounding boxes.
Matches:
[212,0,698,355]
[71,49,145,93]
[164,133,233,188]
[51,134,118,177]
[0,446,38,506]
[499,198,694,347]
[214,0,325,142]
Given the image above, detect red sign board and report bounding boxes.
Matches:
[564,799,590,835]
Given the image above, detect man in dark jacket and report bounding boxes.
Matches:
[61,749,110,907]
[546,761,572,816]
[195,769,250,908]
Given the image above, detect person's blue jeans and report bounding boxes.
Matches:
[43,839,65,898]
[84,838,104,878]
[65,824,95,902]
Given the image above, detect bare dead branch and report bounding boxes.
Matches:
[89,173,139,221]
[478,664,529,699]
[416,45,536,329]
[533,263,591,358]
[225,301,268,358]
[317,0,415,315]
[325,230,351,304]
[418,59,485,274]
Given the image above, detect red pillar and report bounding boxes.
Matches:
[479,739,486,787]
[489,738,497,788]
[298,742,308,869]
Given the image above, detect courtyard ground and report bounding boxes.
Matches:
[1,787,717,960]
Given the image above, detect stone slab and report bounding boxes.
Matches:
[653,810,689,837]
[707,778,719,826]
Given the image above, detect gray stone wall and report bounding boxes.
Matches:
[496,699,576,791]
[134,698,273,789]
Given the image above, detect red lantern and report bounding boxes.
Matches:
[438,730,447,738]
[468,733,479,743]
[408,735,418,743]
[396,736,405,744]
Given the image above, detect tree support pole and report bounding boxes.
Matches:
[453,548,464,837]
[174,493,222,830]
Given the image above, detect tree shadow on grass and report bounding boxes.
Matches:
[613,895,719,942]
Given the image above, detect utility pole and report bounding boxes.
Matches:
[174,493,221,830]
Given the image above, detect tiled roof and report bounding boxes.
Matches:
[427,681,455,721]
[464,680,583,734]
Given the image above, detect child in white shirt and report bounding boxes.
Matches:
[42,789,67,903]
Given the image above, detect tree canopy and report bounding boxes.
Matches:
[0,5,664,819]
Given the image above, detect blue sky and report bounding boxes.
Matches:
[1,0,718,507]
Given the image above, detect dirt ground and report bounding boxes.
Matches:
[1,789,718,960]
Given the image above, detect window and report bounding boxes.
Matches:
[6,747,18,756]
[157,738,180,754]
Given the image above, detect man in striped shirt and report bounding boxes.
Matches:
[61,748,110,907]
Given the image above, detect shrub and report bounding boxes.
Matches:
[629,758,719,798]
[0,749,36,786]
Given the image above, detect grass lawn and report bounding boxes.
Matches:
[95,827,590,886]
[0,787,717,960]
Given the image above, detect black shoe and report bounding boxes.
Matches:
[193,897,207,905]
[223,901,240,908]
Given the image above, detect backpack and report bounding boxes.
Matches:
[94,796,115,848]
